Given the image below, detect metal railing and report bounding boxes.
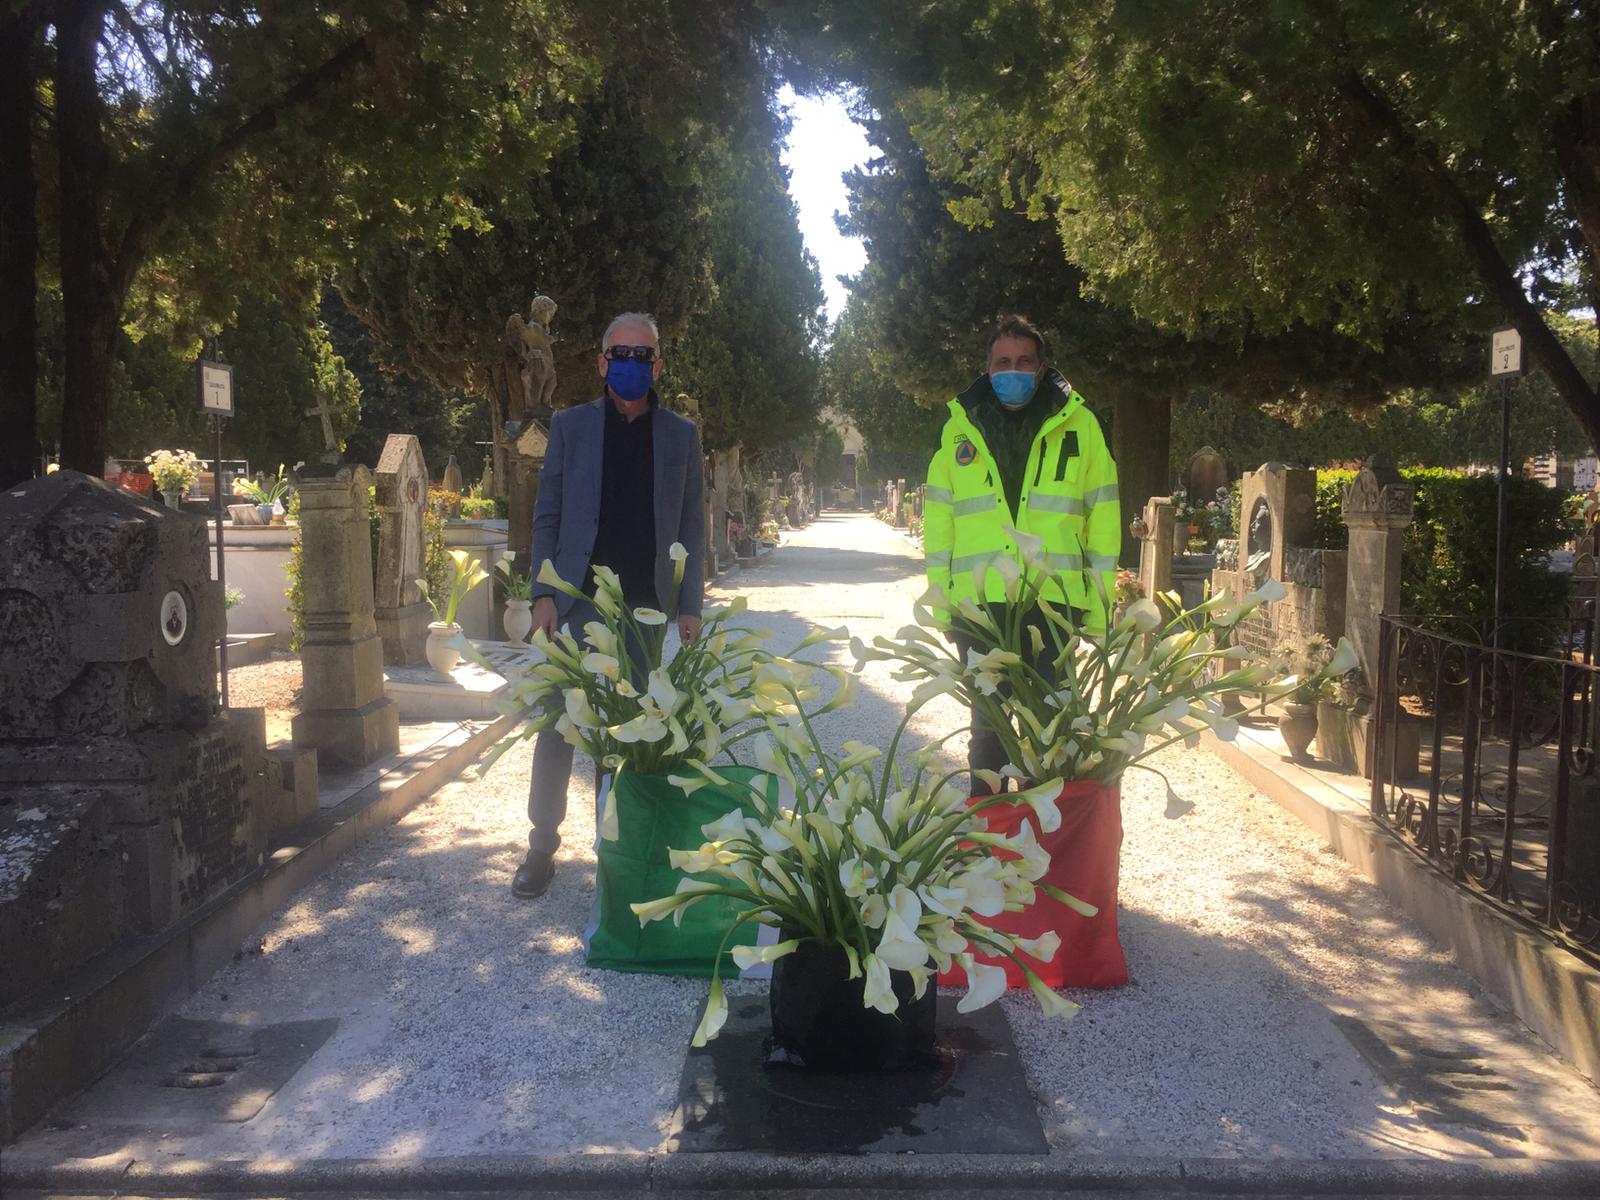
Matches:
[1370,615,1600,963]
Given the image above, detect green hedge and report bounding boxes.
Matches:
[1312,468,1570,657]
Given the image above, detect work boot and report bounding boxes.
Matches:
[511,849,556,899]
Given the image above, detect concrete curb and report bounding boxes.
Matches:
[7,1151,1600,1196]
[1202,727,1600,1085]
[1,712,518,1143]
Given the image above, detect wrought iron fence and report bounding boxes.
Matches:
[1371,615,1600,963]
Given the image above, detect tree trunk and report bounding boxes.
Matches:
[56,0,119,475]
[0,3,39,486]
[486,360,515,497]
[1112,386,1174,568]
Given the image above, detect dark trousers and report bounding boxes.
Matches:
[953,604,1079,786]
[526,597,653,856]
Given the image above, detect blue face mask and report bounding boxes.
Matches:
[991,369,1039,409]
[606,357,653,403]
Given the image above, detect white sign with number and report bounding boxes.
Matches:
[198,361,234,414]
[1490,326,1523,378]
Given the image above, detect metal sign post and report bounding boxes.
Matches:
[1489,326,1524,663]
[197,358,235,709]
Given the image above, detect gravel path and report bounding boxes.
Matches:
[28,513,1600,1165]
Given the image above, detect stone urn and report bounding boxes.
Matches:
[503,599,533,644]
[425,621,463,677]
[1278,701,1318,760]
[767,936,936,1071]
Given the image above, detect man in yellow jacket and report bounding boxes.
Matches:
[924,315,1121,791]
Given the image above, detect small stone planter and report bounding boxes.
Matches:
[1278,700,1319,761]
[425,621,463,677]
[502,599,533,644]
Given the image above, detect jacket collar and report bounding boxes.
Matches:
[949,367,1080,442]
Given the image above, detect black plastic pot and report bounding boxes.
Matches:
[767,938,937,1071]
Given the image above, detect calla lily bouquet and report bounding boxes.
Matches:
[854,528,1358,786]
[469,543,858,798]
[632,689,1093,1046]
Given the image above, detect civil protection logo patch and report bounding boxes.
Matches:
[955,440,977,466]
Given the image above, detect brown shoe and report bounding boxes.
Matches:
[511,851,555,899]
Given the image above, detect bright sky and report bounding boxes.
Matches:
[778,86,876,325]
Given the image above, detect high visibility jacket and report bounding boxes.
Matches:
[924,370,1121,632]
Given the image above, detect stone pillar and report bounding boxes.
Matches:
[505,422,548,564]
[373,434,430,666]
[1138,496,1176,601]
[292,464,399,768]
[1326,457,1421,779]
[712,448,739,564]
[1341,458,1414,696]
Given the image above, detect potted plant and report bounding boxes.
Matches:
[144,449,201,509]
[1112,567,1144,626]
[1270,632,1337,760]
[634,700,1088,1067]
[466,544,856,976]
[231,464,290,524]
[495,553,534,643]
[416,549,490,676]
[855,529,1353,988]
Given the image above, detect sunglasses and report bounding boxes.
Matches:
[603,344,657,363]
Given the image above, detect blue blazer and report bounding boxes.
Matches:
[529,394,706,618]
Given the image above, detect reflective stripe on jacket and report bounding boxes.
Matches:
[923,371,1121,632]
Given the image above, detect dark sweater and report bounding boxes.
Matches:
[586,392,658,605]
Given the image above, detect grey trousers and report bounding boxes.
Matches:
[526,597,653,857]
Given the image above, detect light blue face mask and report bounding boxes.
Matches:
[991,369,1040,409]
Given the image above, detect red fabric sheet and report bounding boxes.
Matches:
[939,778,1127,990]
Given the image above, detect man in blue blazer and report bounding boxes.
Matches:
[512,312,706,899]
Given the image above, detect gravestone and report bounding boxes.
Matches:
[1183,445,1230,505]
[0,472,269,1133]
[291,464,399,768]
[373,434,430,667]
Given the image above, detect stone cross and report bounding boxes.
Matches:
[306,395,339,462]
[373,434,430,666]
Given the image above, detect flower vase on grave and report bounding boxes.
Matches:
[502,599,533,644]
[1278,701,1318,760]
[163,490,183,510]
[768,935,937,1071]
[425,621,463,676]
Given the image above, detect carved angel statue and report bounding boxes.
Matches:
[504,294,558,426]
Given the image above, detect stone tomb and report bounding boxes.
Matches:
[373,433,430,666]
[1215,463,1345,658]
[0,472,269,1135]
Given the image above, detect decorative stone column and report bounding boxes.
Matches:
[1137,496,1176,602]
[291,464,399,768]
[1327,456,1420,779]
[1341,457,1414,696]
[373,434,430,666]
[505,421,548,564]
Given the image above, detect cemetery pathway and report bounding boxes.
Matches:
[14,513,1600,1185]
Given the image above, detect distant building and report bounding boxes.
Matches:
[1526,451,1598,490]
